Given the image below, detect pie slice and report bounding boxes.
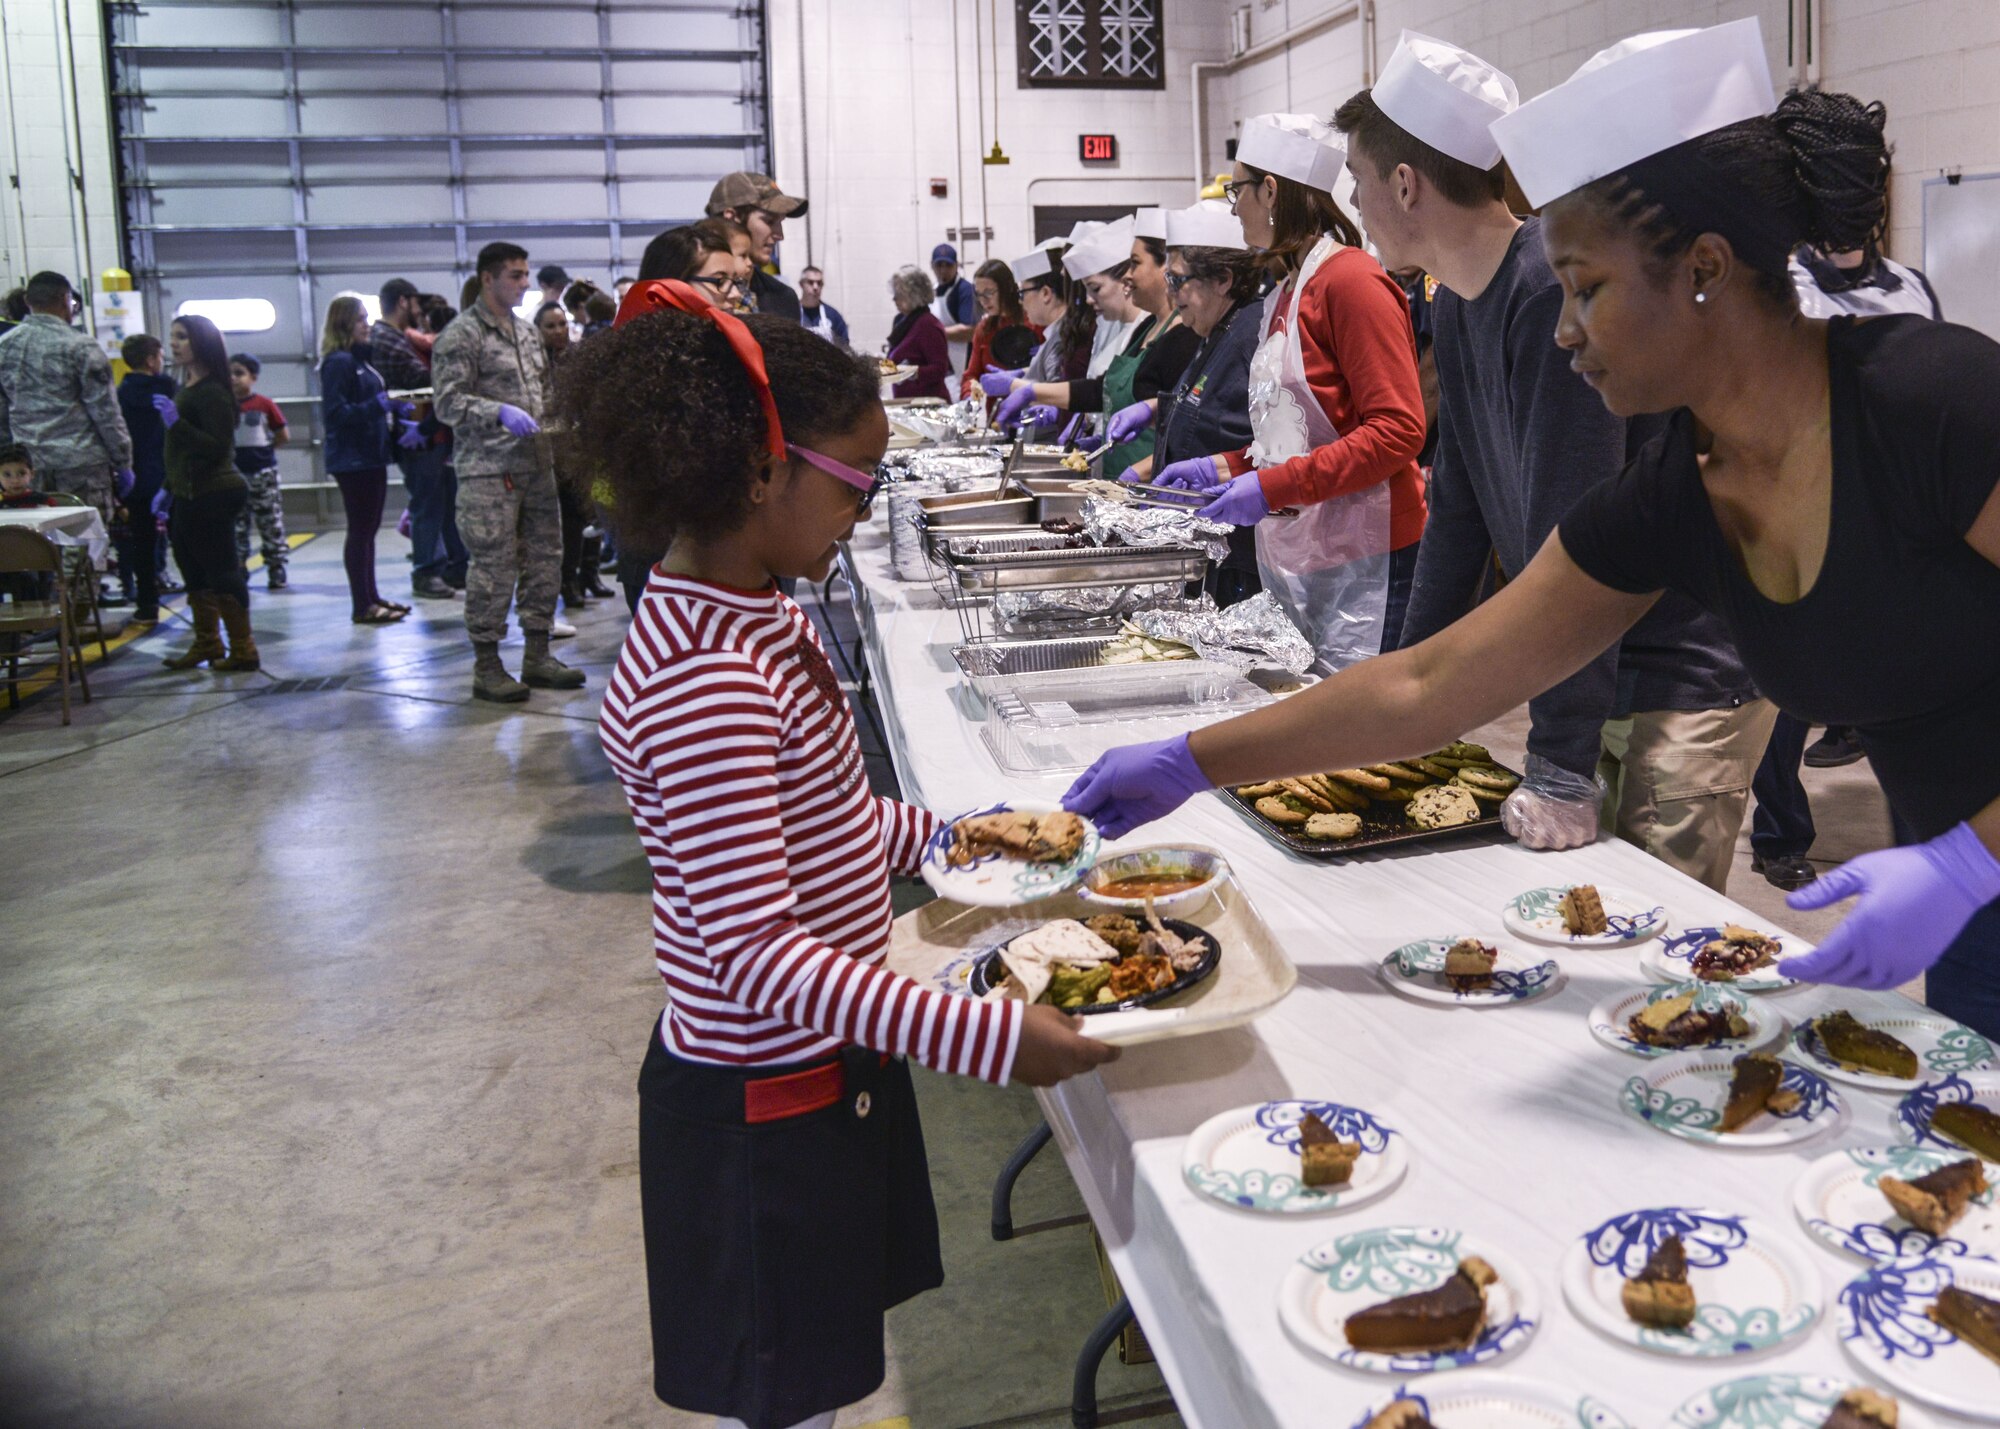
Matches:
[1344,1256,1496,1354]
[1818,1387,1899,1429]
[1880,1158,1989,1235]
[1442,937,1497,992]
[1620,1232,1697,1330]
[1927,1283,2000,1368]
[1931,1101,2000,1162]
[1813,1011,1919,1079]
[1628,990,1751,1049]
[1559,885,1608,936]
[1691,924,1781,981]
[1720,1052,1800,1133]
[1296,1112,1361,1188]
[1364,1405,1437,1429]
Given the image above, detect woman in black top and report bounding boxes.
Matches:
[1062,89,2000,1036]
[159,314,260,671]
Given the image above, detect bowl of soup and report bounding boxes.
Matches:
[1076,845,1229,914]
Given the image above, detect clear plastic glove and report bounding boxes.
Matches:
[1781,822,2000,990]
[114,468,135,499]
[994,385,1038,431]
[396,419,426,450]
[151,394,179,427]
[1062,733,1212,841]
[979,367,1025,397]
[1498,754,1607,851]
[1154,455,1226,493]
[1104,400,1154,446]
[496,403,540,438]
[1196,471,1271,526]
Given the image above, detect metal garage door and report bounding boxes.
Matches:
[107,0,770,492]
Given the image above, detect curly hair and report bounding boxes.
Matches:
[1566,88,1890,309]
[1174,245,1264,303]
[890,264,935,310]
[551,310,880,553]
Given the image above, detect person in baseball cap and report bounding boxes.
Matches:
[706,171,808,320]
[929,243,978,354]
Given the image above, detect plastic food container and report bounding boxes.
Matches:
[981,666,1297,775]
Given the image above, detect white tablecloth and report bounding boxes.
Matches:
[0,505,110,567]
[836,518,1982,1428]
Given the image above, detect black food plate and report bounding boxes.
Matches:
[967,917,1221,1014]
[1217,767,1523,859]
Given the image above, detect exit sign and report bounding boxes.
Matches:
[1079,133,1118,163]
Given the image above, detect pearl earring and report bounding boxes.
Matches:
[1694,291,1708,305]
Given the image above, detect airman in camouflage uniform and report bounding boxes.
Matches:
[430,252,583,701]
[0,285,134,518]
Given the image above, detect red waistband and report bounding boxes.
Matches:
[742,1053,891,1124]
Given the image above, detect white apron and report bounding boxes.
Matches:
[930,288,970,382]
[1247,234,1392,671]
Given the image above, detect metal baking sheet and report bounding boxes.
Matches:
[1215,763,1523,859]
[946,542,1207,595]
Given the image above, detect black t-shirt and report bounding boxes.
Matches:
[1069,317,1203,412]
[1560,315,2000,838]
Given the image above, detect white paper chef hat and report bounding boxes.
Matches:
[1372,30,1518,170]
[1490,18,1777,208]
[1063,216,1138,279]
[1134,208,1167,242]
[1009,246,1056,285]
[1163,200,1246,250]
[1236,112,1348,194]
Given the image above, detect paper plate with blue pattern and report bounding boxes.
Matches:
[1621,1052,1845,1149]
[1181,1099,1408,1216]
[1349,1376,1631,1428]
[1895,1071,2000,1156]
[1794,1010,1995,1093]
[1836,1253,2000,1420]
[1378,936,1560,1008]
[1587,982,1785,1060]
[1561,1207,1820,1359]
[1503,885,1666,948]
[1667,1373,1937,1428]
[1792,1144,2000,1264]
[920,800,1100,907]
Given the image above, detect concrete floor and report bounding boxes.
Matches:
[0,537,1893,1427]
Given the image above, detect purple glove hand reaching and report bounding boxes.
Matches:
[396,419,426,450]
[1072,432,1107,453]
[376,391,394,412]
[1062,733,1213,841]
[1780,822,2000,990]
[496,403,540,438]
[114,468,136,499]
[994,385,1038,431]
[1196,471,1272,526]
[979,367,1025,398]
[1018,404,1060,431]
[1057,413,1087,447]
[1104,400,1154,446]
[151,394,180,427]
[1153,455,1226,493]
[150,489,171,518]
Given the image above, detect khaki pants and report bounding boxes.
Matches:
[1597,699,1779,893]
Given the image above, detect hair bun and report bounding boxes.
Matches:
[1773,88,1891,256]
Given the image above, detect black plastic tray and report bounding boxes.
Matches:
[1216,766,1522,860]
[967,917,1221,1013]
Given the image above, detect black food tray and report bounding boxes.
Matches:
[1216,766,1522,860]
[966,917,1221,1013]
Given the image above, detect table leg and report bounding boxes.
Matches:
[990,1119,1053,1241]
[1071,1295,1133,1429]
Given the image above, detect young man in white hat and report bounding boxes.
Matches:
[1333,31,1768,891]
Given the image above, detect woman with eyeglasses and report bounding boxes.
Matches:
[1156,113,1428,669]
[958,259,1042,400]
[884,266,952,402]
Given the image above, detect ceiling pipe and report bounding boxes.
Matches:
[1191,2,1361,188]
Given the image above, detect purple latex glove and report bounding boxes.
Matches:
[397,506,413,539]
[1063,733,1213,841]
[1780,823,2000,990]
[1018,403,1060,430]
[979,367,1025,398]
[376,391,394,411]
[1104,400,1154,445]
[496,403,540,438]
[1057,413,1086,447]
[1196,471,1272,526]
[1153,455,1226,493]
[151,394,179,427]
[396,419,426,450]
[149,489,171,518]
[114,468,135,499]
[1072,432,1107,453]
[993,385,1038,431]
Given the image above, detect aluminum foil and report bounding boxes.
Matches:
[1080,496,1232,561]
[886,479,952,582]
[992,586,1209,633]
[892,397,991,444]
[1125,591,1314,674]
[901,450,1005,488]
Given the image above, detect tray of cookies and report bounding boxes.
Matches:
[1216,742,1523,859]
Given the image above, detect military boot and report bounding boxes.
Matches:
[471,641,530,703]
[521,631,585,690]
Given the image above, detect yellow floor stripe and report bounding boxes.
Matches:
[852,1420,911,1429]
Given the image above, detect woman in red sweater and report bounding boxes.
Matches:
[958,259,1042,400]
[1156,112,1427,669]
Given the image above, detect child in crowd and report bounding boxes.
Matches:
[556,281,1115,1429]
[229,354,290,590]
[116,333,178,620]
[1,443,58,610]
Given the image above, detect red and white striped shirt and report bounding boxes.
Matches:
[600,570,1022,1084]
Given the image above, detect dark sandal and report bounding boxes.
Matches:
[353,605,404,625]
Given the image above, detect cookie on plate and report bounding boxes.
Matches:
[1406,784,1481,830]
[1305,811,1363,841]
[1451,775,1509,804]
[1254,796,1309,826]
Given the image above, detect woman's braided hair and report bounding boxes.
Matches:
[551,309,880,551]
[1573,88,1890,308]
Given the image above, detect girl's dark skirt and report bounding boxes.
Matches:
[637,1026,944,1429]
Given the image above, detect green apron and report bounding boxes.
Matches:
[1097,345,1152,480]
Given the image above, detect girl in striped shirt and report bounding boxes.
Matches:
[558,282,1115,1429]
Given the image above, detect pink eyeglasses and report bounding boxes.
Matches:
[787,442,883,515]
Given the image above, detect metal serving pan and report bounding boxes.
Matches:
[943,538,1208,595]
[951,633,1226,696]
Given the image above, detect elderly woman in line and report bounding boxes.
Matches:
[885,265,952,401]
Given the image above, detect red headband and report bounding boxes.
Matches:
[612,279,785,461]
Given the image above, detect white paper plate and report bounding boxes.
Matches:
[1561,1207,1819,1360]
[1793,1144,2000,1263]
[1897,1070,2000,1155]
[1666,1373,1938,1428]
[1837,1253,2000,1421]
[1378,937,1560,1008]
[1503,885,1666,948]
[1345,1375,1633,1429]
[1793,1011,1997,1093]
[1182,1099,1407,1216]
[1642,924,1802,992]
[1620,1052,1845,1149]
[1278,1226,1538,1374]
[1587,983,1785,1060]
[918,800,1100,907]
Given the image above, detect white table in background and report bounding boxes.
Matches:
[0,505,110,567]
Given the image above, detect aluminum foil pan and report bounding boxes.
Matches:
[904,449,1004,486]
[992,585,1204,634]
[887,479,953,582]
[892,397,990,444]
[1081,496,1233,561]
[1125,591,1314,674]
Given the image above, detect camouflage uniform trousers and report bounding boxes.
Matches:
[233,465,288,577]
[44,465,115,521]
[457,470,560,644]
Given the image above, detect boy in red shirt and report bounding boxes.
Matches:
[229,354,290,589]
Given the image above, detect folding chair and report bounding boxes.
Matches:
[0,526,90,724]
[42,492,110,659]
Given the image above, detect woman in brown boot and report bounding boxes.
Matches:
[158,313,256,671]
